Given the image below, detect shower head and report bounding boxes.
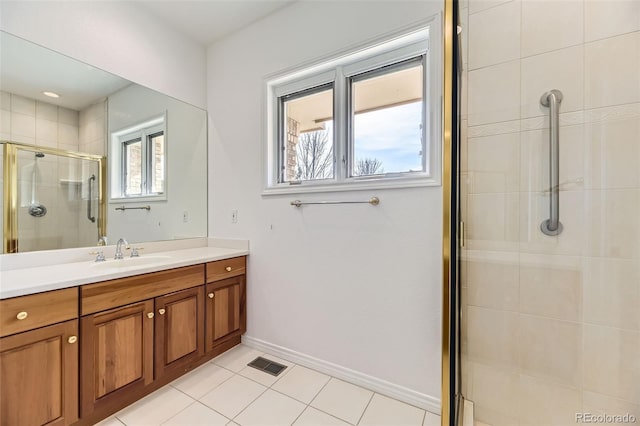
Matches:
[35,152,45,158]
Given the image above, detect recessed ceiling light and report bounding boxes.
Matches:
[43,91,60,98]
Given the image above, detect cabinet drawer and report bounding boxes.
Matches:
[81,265,204,315]
[0,288,78,337]
[206,257,246,282]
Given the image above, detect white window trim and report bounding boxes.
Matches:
[109,112,168,203]
[262,15,442,196]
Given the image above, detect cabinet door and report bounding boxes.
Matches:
[0,319,78,426]
[155,286,204,379]
[80,300,154,417]
[205,275,245,352]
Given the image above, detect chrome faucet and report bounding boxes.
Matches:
[114,238,129,260]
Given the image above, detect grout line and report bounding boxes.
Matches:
[229,375,270,422]
[467,100,640,131]
[467,0,515,17]
[308,376,334,407]
[314,406,357,425]
[290,404,308,426]
[269,384,319,406]
[355,392,375,425]
[466,57,519,74]
[110,416,126,426]
[192,400,232,425]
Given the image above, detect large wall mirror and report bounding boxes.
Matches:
[0,31,208,253]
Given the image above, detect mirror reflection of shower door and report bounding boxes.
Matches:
[4,143,105,253]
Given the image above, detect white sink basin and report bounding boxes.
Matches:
[90,255,173,269]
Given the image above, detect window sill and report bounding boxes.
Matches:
[109,195,167,203]
[261,175,440,196]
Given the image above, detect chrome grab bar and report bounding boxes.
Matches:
[291,197,380,207]
[87,174,96,223]
[540,90,563,236]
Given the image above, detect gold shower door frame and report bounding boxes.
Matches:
[2,141,106,253]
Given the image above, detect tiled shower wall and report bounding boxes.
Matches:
[79,100,106,156]
[460,1,640,425]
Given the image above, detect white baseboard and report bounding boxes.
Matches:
[242,335,441,415]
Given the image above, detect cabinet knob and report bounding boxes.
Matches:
[16,311,28,320]
[147,312,154,319]
[68,335,78,344]
[158,308,166,315]
[208,292,215,299]
[225,266,232,272]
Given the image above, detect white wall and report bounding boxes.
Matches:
[107,84,208,244]
[207,1,443,409]
[0,1,206,108]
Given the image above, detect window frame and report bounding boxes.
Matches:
[109,113,168,202]
[263,18,441,195]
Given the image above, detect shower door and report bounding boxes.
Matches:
[3,143,105,253]
[459,1,640,425]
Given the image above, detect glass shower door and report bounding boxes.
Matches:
[3,143,105,253]
[459,1,640,425]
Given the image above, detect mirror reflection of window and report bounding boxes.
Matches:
[111,114,166,201]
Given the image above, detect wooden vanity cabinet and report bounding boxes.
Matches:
[0,319,79,426]
[0,288,79,426]
[0,257,247,426]
[79,265,207,420]
[155,286,205,379]
[205,257,246,353]
[80,300,155,418]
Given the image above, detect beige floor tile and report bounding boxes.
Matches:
[234,389,306,426]
[162,401,229,426]
[171,363,234,399]
[116,386,193,426]
[272,365,331,404]
[199,374,266,419]
[359,393,425,426]
[94,417,125,426]
[423,411,441,426]
[293,407,350,425]
[212,344,264,373]
[310,378,373,424]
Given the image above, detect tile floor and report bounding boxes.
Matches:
[96,344,441,426]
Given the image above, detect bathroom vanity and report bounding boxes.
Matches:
[0,244,248,426]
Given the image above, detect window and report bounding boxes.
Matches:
[264,24,440,194]
[279,83,334,182]
[110,114,166,201]
[350,58,425,177]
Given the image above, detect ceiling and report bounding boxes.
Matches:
[0,32,131,111]
[0,1,297,110]
[135,0,297,45]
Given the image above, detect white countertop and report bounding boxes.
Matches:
[0,244,249,299]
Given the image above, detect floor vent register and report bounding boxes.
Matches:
[247,356,288,376]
